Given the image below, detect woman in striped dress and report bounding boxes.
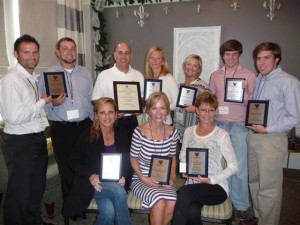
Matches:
[130,92,179,225]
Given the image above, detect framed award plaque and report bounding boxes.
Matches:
[245,100,269,127]
[43,72,68,98]
[224,78,245,103]
[149,155,172,185]
[100,153,122,181]
[186,148,208,177]
[144,79,162,101]
[113,81,143,113]
[176,85,198,108]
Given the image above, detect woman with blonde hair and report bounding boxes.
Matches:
[144,46,178,125]
[173,54,211,143]
[131,92,179,225]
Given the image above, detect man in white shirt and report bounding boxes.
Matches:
[93,42,144,139]
[0,34,52,225]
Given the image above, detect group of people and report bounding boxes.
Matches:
[0,34,299,225]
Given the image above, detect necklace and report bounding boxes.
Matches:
[223,66,238,88]
[149,122,166,155]
[103,130,114,145]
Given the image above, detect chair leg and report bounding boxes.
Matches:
[44,202,55,219]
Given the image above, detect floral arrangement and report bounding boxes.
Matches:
[91,0,111,73]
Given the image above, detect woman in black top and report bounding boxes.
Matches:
[62,97,132,225]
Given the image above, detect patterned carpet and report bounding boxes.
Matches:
[1,169,299,225]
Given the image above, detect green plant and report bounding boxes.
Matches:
[91,0,111,73]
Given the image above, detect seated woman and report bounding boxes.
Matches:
[62,97,133,225]
[130,92,179,225]
[172,92,238,225]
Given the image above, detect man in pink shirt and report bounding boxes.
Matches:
[209,40,256,220]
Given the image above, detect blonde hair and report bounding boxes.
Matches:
[182,54,203,78]
[144,46,170,79]
[145,92,170,115]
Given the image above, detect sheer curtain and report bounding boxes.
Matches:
[1,0,19,72]
[57,0,86,66]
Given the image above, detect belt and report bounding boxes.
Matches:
[51,119,90,127]
[24,132,44,136]
[118,115,136,121]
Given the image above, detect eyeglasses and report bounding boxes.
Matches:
[199,108,215,113]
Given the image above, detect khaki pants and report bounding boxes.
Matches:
[247,131,287,225]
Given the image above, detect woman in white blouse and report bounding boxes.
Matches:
[172,92,238,225]
[144,46,179,125]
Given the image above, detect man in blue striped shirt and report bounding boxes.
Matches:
[247,42,300,225]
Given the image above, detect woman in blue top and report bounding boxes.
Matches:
[62,97,132,225]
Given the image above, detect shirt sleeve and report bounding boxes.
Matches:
[130,128,142,158]
[1,76,45,125]
[166,75,179,110]
[210,131,238,184]
[92,72,103,100]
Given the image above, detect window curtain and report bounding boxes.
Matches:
[57,0,85,66]
[1,0,19,71]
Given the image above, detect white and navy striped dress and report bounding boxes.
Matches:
[130,127,179,209]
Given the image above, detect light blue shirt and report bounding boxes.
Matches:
[254,66,300,133]
[38,62,94,122]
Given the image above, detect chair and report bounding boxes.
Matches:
[127,190,150,214]
[201,197,233,225]
[128,190,232,225]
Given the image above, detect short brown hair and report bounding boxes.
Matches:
[195,92,218,110]
[252,42,282,66]
[56,37,77,50]
[220,39,243,57]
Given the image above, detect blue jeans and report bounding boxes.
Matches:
[215,121,250,211]
[93,182,132,225]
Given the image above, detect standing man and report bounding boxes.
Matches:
[247,42,300,225]
[92,42,144,138]
[209,39,256,220]
[0,34,52,225]
[38,37,93,218]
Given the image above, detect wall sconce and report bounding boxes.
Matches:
[163,6,170,15]
[231,0,239,11]
[116,10,120,19]
[197,1,201,14]
[134,5,149,28]
[263,0,281,21]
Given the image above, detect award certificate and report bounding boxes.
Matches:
[113,81,143,113]
[176,85,197,108]
[149,155,172,185]
[224,78,245,103]
[245,100,269,127]
[100,153,122,181]
[43,72,68,98]
[144,79,162,101]
[186,148,208,177]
